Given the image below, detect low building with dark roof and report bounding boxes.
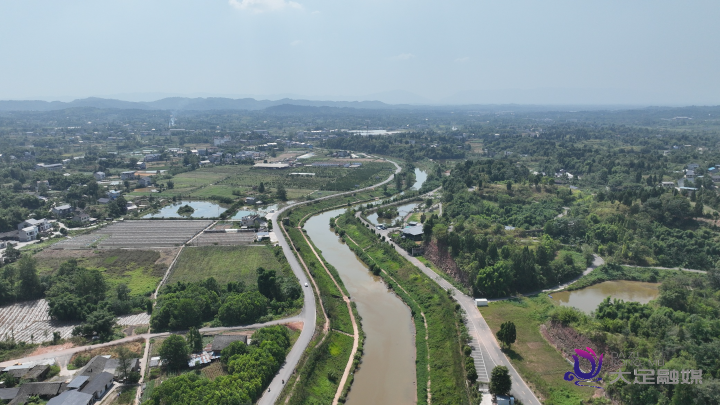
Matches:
[79,356,109,378]
[401,226,424,241]
[8,382,63,405]
[22,365,49,382]
[211,335,248,355]
[66,376,89,390]
[0,388,19,402]
[47,390,93,405]
[79,372,113,400]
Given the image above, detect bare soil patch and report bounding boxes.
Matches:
[286,321,303,332]
[69,339,144,364]
[28,342,75,357]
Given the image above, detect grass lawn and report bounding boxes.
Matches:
[34,249,173,296]
[108,386,138,405]
[289,332,353,405]
[479,296,596,404]
[168,245,287,286]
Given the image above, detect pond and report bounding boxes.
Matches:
[366,202,419,226]
[231,210,257,220]
[142,201,227,219]
[411,168,427,190]
[550,281,660,314]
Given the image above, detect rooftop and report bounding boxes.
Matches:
[47,390,94,405]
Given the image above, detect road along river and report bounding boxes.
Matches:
[305,209,416,405]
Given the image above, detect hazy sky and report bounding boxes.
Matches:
[1,0,719,105]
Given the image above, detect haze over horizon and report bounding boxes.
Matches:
[2,0,719,106]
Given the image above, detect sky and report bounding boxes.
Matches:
[1,0,719,105]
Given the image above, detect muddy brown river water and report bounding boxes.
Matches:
[305,209,416,405]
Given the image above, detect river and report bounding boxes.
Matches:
[550,280,660,314]
[305,210,416,405]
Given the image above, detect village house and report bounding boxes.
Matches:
[47,390,94,405]
[17,218,52,233]
[72,209,90,223]
[210,335,248,356]
[107,190,122,200]
[93,172,106,181]
[35,163,63,171]
[138,177,153,187]
[51,204,73,217]
[401,225,424,241]
[120,171,137,181]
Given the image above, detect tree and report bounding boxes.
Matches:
[167,180,174,189]
[17,256,41,299]
[116,283,131,301]
[489,366,512,396]
[72,308,116,340]
[115,346,136,381]
[506,180,512,191]
[258,182,265,193]
[220,340,248,366]
[496,321,517,349]
[275,184,287,201]
[3,244,21,264]
[218,291,268,325]
[257,267,279,300]
[187,327,203,353]
[159,334,190,371]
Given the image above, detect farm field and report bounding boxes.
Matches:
[49,220,211,249]
[167,245,289,286]
[0,299,151,343]
[134,160,395,200]
[34,248,178,296]
[479,297,595,404]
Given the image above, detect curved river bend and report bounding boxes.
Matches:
[305,209,416,405]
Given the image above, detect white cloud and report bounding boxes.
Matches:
[290,40,302,46]
[393,53,415,61]
[229,0,302,13]
[454,57,469,62]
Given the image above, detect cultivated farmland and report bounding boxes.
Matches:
[51,220,212,249]
[0,299,151,343]
[34,248,178,296]
[167,245,288,286]
[192,231,256,246]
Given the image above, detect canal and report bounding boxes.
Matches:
[305,209,417,405]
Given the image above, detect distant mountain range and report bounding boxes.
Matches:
[0,96,653,113]
[0,97,406,112]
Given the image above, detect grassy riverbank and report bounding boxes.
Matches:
[278,203,365,404]
[335,213,473,405]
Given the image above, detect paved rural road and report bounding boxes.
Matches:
[256,158,401,405]
[357,210,542,405]
[0,316,303,369]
